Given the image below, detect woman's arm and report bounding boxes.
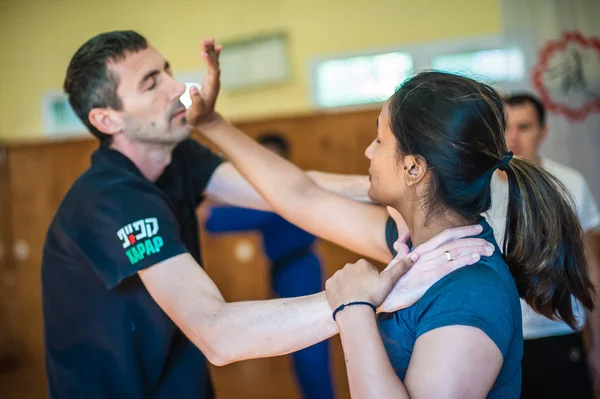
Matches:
[335,307,502,399]
[199,115,399,263]
[326,256,505,398]
[336,306,409,398]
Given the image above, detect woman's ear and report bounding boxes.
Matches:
[401,155,428,187]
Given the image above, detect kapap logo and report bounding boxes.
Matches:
[532,31,600,121]
[117,217,164,265]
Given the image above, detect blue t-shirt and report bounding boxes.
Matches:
[380,218,523,398]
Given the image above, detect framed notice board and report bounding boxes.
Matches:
[219,32,291,92]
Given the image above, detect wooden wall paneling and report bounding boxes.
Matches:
[232,109,379,175]
[200,220,301,398]
[197,108,382,399]
[0,107,384,398]
[5,139,96,395]
[0,143,21,369]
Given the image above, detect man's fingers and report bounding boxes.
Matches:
[440,238,491,249]
[414,224,483,254]
[437,253,481,275]
[392,230,411,256]
[422,239,493,260]
[449,244,491,259]
[420,244,491,270]
[396,231,411,247]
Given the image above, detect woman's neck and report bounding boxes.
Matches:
[396,201,474,247]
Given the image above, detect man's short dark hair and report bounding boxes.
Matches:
[504,92,547,126]
[63,30,148,144]
[257,132,289,156]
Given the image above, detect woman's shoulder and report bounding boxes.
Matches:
[416,259,517,321]
[412,261,520,356]
[429,261,508,294]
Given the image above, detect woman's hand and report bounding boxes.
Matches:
[185,38,222,127]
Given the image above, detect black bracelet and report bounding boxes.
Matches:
[332,301,377,321]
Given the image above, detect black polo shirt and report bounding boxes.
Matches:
[41,138,223,399]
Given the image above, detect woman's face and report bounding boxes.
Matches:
[365,100,410,206]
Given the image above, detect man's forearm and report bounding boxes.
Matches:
[142,254,338,367]
[308,170,373,203]
[207,163,374,213]
[208,292,338,365]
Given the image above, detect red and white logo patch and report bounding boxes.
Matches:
[532,31,600,121]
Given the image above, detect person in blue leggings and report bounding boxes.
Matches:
[204,133,335,399]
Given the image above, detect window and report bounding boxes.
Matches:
[431,48,525,83]
[42,92,87,136]
[313,52,413,108]
[311,37,526,109]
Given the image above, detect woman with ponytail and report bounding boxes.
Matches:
[323,72,595,398]
[190,53,595,396]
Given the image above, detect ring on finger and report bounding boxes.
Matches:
[444,250,453,261]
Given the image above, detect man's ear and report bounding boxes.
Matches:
[88,108,123,136]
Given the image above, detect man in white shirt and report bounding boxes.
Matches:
[485,93,600,398]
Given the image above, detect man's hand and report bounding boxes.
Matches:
[325,225,494,313]
[326,255,419,311]
[185,38,222,127]
[379,225,494,313]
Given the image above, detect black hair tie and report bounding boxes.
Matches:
[497,152,513,171]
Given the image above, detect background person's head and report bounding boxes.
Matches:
[365,71,593,327]
[64,30,190,147]
[257,132,290,159]
[504,92,548,162]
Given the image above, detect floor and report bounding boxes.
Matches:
[0,338,351,399]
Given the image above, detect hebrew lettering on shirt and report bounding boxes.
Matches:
[117,217,160,249]
[144,218,159,237]
[133,220,147,241]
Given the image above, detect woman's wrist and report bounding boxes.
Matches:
[334,302,377,327]
[194,112,225,132]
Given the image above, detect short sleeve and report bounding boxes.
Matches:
[74,182,189,290]
[173,139,224,199]
[414,265,514,357]
[385,216,399,257]
[576,179,600,232]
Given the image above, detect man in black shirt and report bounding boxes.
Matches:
[42,31,490,398]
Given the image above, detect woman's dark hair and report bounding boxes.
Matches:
[63,30,148,145]
[388,71,594,327]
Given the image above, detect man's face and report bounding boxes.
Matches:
[505,102,547,161]
[110,46,190,145]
